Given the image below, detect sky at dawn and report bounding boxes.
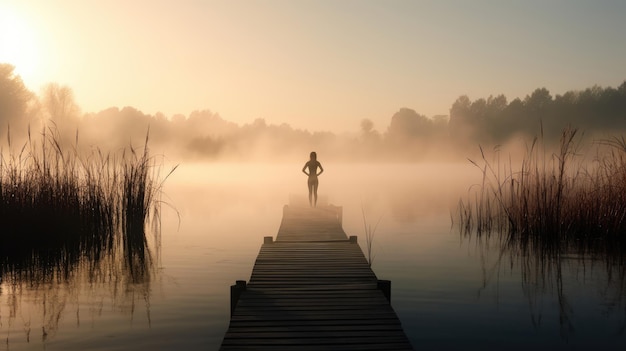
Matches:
[1,0,625,132]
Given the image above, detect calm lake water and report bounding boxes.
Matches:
[1,163,624,350]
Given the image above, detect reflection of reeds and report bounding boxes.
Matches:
[458,127,626,336]
[0,125,176,344]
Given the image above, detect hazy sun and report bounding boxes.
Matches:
[0,5,40,83]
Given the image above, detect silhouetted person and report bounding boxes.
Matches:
[302,151,324,207]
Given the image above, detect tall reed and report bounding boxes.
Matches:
[458,127,626,335]
[459,127,626,258]
[0,125,175,283]
[0,125,177,346]
[361,205,382,267]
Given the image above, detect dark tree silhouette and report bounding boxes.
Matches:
[449,81,626,147]
[0,63,34,135]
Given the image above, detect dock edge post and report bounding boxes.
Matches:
[349,235,358,244]
[230,280,247,316]
[264,236,274,244]
[377,279,391,303]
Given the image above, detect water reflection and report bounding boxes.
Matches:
[0,225,158,347]
[4,161,622,349]
[455,137,626,342]
[171,162,626,348]
[460,203,626,340]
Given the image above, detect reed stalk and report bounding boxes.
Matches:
[361,205,382,267]
[459,127,626,335]
[0,125,175,284]
[460,128,626,257]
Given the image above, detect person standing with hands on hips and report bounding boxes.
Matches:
[302,151,324,207]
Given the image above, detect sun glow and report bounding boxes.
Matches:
[0,5,41,84]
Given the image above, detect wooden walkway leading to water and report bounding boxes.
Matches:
[219,205,414,350]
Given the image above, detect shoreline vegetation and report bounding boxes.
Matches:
[0,125,177,344]
[458,127,626,335]
[458,126,626,259]
[0,125,176,284]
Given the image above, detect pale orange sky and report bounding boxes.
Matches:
[1,0,625,132]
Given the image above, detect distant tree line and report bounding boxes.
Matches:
[449,83,626,145]
[2,63,625,161]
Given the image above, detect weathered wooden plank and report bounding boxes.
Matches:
[241,289,382,296]
[237,298,389,305]
[222,335,412,345]
[220,204,413,351]
[232,308,400,317]
[223,335,413,344]
[220,343,414,351]
[229,316,403,323]
[236,304,391,310]
[226,319,403,328]
[225,324,405,332]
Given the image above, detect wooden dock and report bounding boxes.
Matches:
[219,205,414,350]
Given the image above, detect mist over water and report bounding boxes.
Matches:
[1,160,625,350]
[2,72,626,348]
[165,161,626,350]
[2,5,626,347]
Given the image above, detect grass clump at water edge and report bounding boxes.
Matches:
[0,126,177,283]
[458,127,626,259]
[457,127,626,335]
